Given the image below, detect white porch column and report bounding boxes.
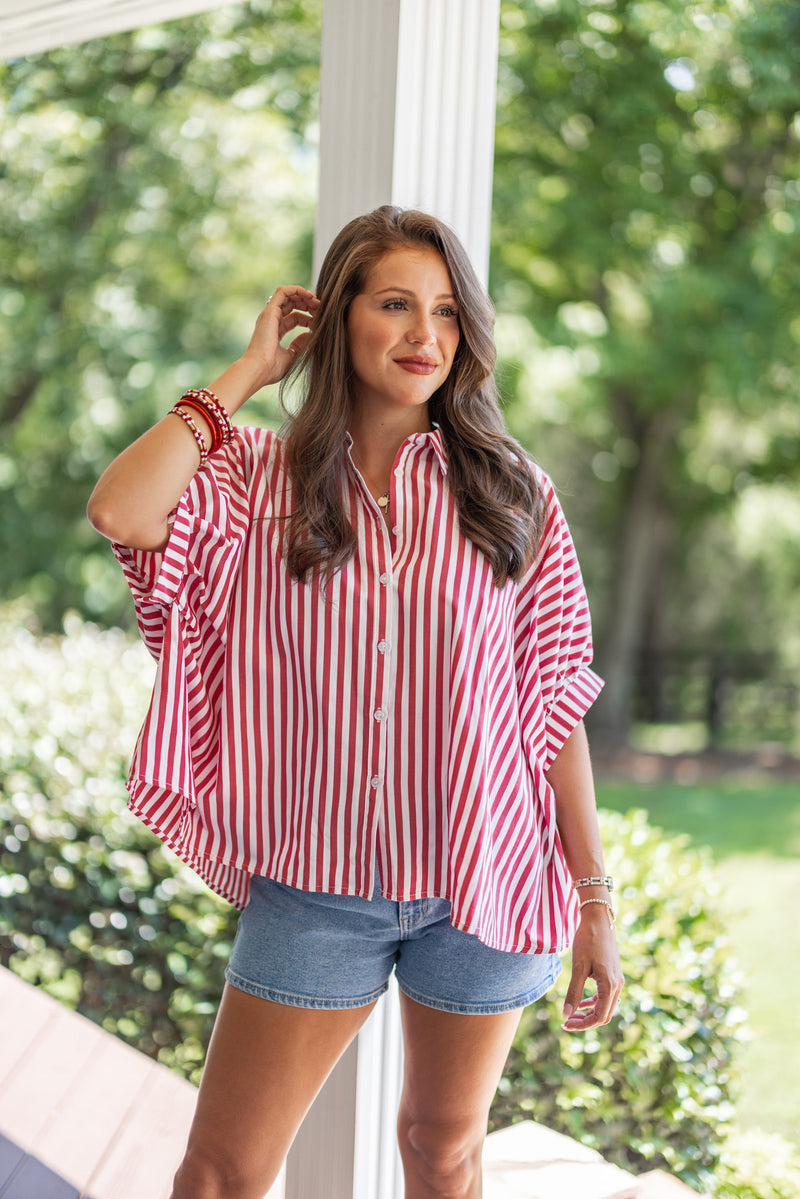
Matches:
[312,0,501,286]
[286,4,500,1198]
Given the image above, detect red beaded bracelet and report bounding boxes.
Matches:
[179,389,234,450]
[170,406,209,463]
[174,397,224,453]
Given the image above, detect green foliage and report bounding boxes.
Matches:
[714,1130,800,1199]
[0,604,237,1082]
[491,808,746,1190]
[494,0,800,446]
[0,2,320,627]
[598,778,800,1149]
[3,0,799,743]
[492,0,800,736]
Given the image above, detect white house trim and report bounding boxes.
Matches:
[314,0,500,281]
[0,0,231,57]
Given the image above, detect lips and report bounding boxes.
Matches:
[394,356,438,374]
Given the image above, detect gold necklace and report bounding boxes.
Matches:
[351,448,390,515]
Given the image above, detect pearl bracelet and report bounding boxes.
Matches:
[579,897,616,927]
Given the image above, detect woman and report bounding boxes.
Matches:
[88,206,623,1199]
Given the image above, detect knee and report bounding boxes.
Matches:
[398,1112,484,1196]
[170,1145,273,1199]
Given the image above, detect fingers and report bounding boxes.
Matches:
[285,329,312,359]
[245,288,318,384]
[562,986,620,1033]
[277,309,315,340]
[596,970,624,1026]
[561,957,624,1033]
[266,288,319,357]
[266,285,319,318]
[561,967,588,1028]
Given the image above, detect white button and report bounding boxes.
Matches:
[370,776,381,789]
[374,709,386,722]
[377,640,389,654]
[392,525,399,536]
[379,573,390,586]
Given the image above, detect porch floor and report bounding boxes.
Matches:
[0,964,197,1198]
[0,964,695,1199]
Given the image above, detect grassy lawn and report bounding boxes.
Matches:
[596,776,800,1148]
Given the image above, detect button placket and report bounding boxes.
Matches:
[368,537,393,810]
[389,452,408,548]
[364,435,423,819]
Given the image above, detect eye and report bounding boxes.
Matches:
[436,306,459,319]
[382,298,408,310]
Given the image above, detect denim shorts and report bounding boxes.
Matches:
[225,873,562,1015]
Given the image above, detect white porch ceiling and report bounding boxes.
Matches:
[0,0,232,59]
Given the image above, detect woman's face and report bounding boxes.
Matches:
[346,245,461,419]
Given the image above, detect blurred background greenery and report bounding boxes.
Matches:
[1,0,798,749]
[1,0,799,1194]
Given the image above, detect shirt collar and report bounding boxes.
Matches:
[420,424,448,475]
[344,425,448,476]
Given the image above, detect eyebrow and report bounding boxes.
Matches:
[372,287,457,301]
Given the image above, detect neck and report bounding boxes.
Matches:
[347,404,432,479]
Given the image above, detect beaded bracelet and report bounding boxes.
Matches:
[573,876,614,891]
[179,388,234,451]
[175,397,224,453]
[183,388,233,429]
[170,405,209,464]
[579,897,616,927]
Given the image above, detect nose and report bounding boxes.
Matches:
[407,312,436,346]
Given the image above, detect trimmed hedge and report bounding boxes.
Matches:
[715,1130,800,1199]
[1,607,748,1188]
[0,605,235,1079]
[491,807,747,1189]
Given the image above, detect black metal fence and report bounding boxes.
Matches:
[634,650,800,747]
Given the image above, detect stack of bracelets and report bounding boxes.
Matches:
[573,875,616,927]
[169,388,234,465]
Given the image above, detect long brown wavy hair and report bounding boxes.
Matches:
[280,206,544,588]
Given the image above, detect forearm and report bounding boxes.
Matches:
[87,354,265,552]
[87,281,320,551]
[546,720,611,910]
[547,719,623,1029]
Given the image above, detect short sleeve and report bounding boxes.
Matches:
[515,470,603,772]
[111,431,256,660]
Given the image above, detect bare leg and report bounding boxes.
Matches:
[170,982,377,1199]
[397,993,523,1199]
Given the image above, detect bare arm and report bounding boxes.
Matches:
[86,287,318,551]
[546,719,624,1031]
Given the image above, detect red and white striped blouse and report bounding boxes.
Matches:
[113,425,602,954]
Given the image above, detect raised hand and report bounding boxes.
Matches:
[242,286,320,389]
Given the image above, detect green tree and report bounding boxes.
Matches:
[0,1,320,626]
[492,0,800,740]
